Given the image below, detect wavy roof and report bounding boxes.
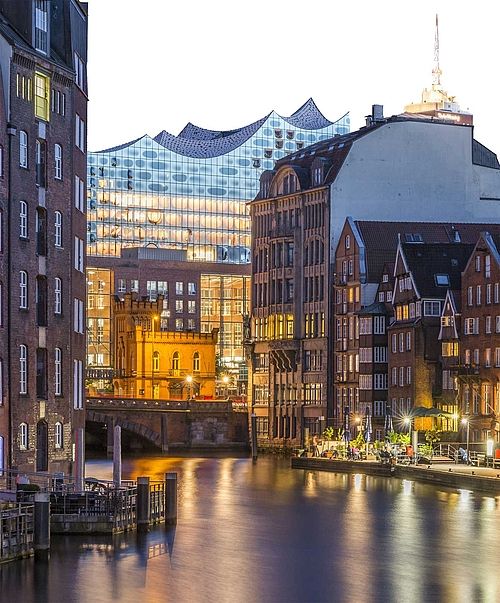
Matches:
[95,98,347,159]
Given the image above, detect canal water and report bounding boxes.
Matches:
[1,454,500,603]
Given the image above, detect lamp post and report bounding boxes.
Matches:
[404,416,416,463]
[152,314,159,399]
[186,375,193,400]
[460,417,470,464]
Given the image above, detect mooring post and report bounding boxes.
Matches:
[165,472,177,525]
[34,492,50,562]
[137,476,150,532]
[250,413,258,462]
[113,425,122,489]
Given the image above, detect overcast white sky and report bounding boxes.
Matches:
[86,0,500,155]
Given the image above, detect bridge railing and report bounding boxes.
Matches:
[150,481,166,524]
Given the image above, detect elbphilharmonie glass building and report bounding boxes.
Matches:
[87,100,349,386]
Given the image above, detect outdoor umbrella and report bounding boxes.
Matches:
[384,403,393,437]
[364,405,373,443]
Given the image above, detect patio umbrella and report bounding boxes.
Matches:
[343,406,351,444]
[364,405,373,443]
[384,403,393,437]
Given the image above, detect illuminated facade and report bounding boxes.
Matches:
[113,294,218,400]
[87,100,349,384]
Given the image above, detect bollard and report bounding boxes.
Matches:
[165,472,177,525]
[250,414,258,462]
[113,425,122,489]
[136,477,150,532]
[34,492,50,562]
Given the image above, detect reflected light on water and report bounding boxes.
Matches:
[2,456,500,603]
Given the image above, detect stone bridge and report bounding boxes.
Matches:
[86,397,249,453]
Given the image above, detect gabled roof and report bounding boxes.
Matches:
[401,243,474,298]
[352,221,500,283]
[356,302,389,316]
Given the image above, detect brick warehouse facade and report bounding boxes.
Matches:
[0,1,88,476]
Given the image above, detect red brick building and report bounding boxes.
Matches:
[0,1,88,475]
[459,232,500,441]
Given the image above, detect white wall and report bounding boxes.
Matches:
[329,120,500,251]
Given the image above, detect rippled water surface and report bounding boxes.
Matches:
[2,454,500,603]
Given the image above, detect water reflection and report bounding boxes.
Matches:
[1,455,500,602]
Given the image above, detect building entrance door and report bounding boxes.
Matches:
[36,420,48,472]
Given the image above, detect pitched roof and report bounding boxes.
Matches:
[401,242,475,298]
[354,221,500,282]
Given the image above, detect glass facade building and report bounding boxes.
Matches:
[87,100,349,383]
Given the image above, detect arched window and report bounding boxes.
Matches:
[172,351,180,372]
[54,144,62,179]
[54,422,63,449]
[54,347,62,395]
[153,351,160,372]
[193,352,200,373]
[19,200,28,238]
[54,277,62,314]
[19,271,28,309]
[19,130,28,168]
[19,345,27,394]
[54,211,62,247]
[19,423,28,450]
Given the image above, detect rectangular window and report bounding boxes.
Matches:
[485,348,491,367]
[359,347,373,363]
[176,281,183,295]
[188,300,196,314]
[176,300,183,313]
[399,332,404,352]
[34,72,50,121]
[74,237,84,271]
[485,255,491,278]
[442,342,458,357]
[117,279,126,293]
[157,281,168,296]
[495,348,500,368]
[74,175,85,212]
[374,347,387,363]
[406,332,411,351]
[146,280,157,300]
[175,318,183,331]
[373,316,386,334]
[188,282,196,295]
[34,1,49,53]
[423,301,441,316]
[495,283,499,304]
[486,316,492,334]
[75,114,85,151]
[73,298,84,333]
[130,279,139,293]
[19,271,28,309]
[74,51,85,90]
[359,375,373,390]
[359,317,372,335]
[486,284,492,305]
[476,285,482,306]
[407,366,412,384]
[374,374,387,390]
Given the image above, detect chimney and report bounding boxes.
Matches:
[372,104,384,122]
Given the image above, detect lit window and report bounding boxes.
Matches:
[172,351,180,371]
[193,352,200,372]
[188,282,197,295]
[34,72,50,121]
[176,281,183,295]
[435,274,449,286]
[152,351,160,372]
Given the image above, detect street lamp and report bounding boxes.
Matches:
[186,374,193,400]
[403,416,416,464]
[461,417,470,464]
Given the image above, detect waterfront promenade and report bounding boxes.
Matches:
[291,456,500,494]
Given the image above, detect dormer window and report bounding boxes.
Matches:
[274,129,283,139]
[382,274,388,283]
[286,131,294,140]
[435,274,450,286]
[34,1,49,54]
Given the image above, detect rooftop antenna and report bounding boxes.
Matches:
[432,14,442,86]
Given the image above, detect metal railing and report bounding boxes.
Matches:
[0,503,34,561]
[150,481,165,525]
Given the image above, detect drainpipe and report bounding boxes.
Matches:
[6,122,16,477]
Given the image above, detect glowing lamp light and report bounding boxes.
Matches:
[186,375,193,384]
